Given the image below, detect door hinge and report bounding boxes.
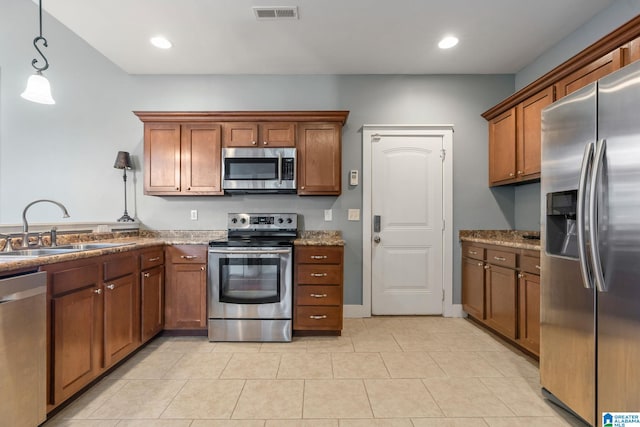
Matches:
[442,289,445,302]
[442,219,445,231]
[440,148,446,161]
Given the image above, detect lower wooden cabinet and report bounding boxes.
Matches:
[164,245,207,330]
[517,272,540,354]
[293,245,344,334]
[485,264,517,339]
[461,256,485,319]
[140,249,165,342]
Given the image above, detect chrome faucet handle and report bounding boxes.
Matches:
[1,235,13,252]
[37,233,44,247]
[50,227,58,247]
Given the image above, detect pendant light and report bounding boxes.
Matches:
[21,0,55,105]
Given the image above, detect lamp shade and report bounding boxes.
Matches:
[113,151,133,169]
[21,72,55,105]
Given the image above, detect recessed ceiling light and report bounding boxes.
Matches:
[438,36,459,49]
[150,36,172,49]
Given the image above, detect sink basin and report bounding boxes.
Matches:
[55,242,136,250]
[1,248,81,256]
[0,255,39,262]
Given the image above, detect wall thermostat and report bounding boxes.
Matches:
[349,169,359,186]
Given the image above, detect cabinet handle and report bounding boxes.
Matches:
[310,293,328,298]
[181,255,199,259]
[509,172,515,177]
[201,266,205,271]
[493,256,506,261]
[143,272,150,278]
[536,265,541,270]
[301,186,305,190]
[309,315,327,320]
[517,170,523,175]
[310,255,328,260]
[310,273,328,277]
[518,273,524,279]
[94,288,102,295]
[187,187,191,191]
[106,284,115,290]
[468,250,478,255]
[148,257,161,262]
[484,265,490,270]
[477,262,483,267]
[176,187,180,190]
[251,141,257,145]
[263,141,268,145]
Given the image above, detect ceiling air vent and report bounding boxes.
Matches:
[253,6,299,20]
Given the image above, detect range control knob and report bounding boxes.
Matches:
[277,218,284,224]
[240,218,247,224]
[286,218,293,224]
[231,218,238,224]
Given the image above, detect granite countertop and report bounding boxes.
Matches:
[459,230,541,250]
[294,230,344,246]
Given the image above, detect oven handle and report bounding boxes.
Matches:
[278,152,282,185]
[208,249,291,255]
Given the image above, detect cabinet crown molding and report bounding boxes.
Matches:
[134,110,350,125]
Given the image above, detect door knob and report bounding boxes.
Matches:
[374,235,381,243]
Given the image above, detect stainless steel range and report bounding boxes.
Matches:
[208,213,297,342]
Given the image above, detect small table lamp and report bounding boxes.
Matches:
[113,151,134,222]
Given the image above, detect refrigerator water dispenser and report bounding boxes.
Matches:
[546,190,578,258]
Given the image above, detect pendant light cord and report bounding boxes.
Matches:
[31,0,49,72]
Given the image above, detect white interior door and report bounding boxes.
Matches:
[371,133,444,315]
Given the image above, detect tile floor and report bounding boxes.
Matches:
[44,317,588,427]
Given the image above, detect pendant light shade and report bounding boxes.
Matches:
[21,71,55,104]
[23,0,55,105]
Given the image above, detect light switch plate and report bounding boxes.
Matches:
[324,209,333,221]
[348,209,360,221]
[349,169,359,186]
[190,209,198,220]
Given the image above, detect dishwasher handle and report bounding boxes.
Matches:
[0,271,46,304]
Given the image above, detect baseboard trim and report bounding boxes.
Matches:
[444,304,465,318]
[343,304,465,318]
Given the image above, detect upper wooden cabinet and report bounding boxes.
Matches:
[488,86,553,186]
[143,122,222,195]
[297,123,342,195]
[222,122,296,147]
[554,47,624,99]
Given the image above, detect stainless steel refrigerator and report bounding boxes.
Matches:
[540,60,640,426]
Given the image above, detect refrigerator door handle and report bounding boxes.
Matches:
[577,141,595,289]
[589,138,607,293]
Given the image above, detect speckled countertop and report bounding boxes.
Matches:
[0,229,344,273]
[459,230,541,250]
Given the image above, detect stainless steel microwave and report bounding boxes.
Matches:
[222,147,296,194]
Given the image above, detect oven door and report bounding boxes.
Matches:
[208,246,292,319]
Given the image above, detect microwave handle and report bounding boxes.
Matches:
[278,152,282,184]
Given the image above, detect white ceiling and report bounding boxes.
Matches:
[41,0,614,75]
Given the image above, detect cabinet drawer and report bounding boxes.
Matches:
[463,244,484,261]
[295,306,342,329]
[520,255,541,274]
[296,285,342,306]
[295,246,343,264]
[49,263,99,296]
[296,264,342,285]
[486,249,516,268]
[104,255,137,281]
[140,248,164,270]
[167,245,207,264]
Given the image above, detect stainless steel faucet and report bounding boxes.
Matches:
[22,199,70,247]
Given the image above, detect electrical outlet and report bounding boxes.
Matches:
[324,209,332,221]
[348,209,360,221]
[190,209,198,220]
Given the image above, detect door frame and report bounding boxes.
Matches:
[359,125,456,318]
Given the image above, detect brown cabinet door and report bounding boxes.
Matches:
[103,273,139,367]
[51,286,101,405]
[555,48,624,99]
[462,257,485,320]
[297,123,342,195]
[165,263,207,329]
[222,122,259,147]
[181,123,223,194]
[488,108,517,186]
[260,122,296,147]
[144,123,182,194]
[627,36,640,65]
[518,273,540,355]
[516,86,553,180]
[141,265,164,343]
[485,264,517,339]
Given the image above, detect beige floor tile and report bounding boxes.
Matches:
[484,417,585,427]
[351,333,401,352]
[429,351,504,378]
[220,353,282,379]
[391,333,450,352]
[110,352,184,380]
[163,352,232,379]
[266,420,339,426]
[277,353,333,379]
[411,418,489,427]
[479,377,558,416]
[49,379,128,420]
[232,379,304,419]
[476,351,539,378]
[213,342,262,353]
[161,379,244,419]
[43,420,119,427]
[88,379,186,419]
[191,421,266,427]
[153,338,215,353]
[303,379,373,419]
[117,420,193,426]
[435,333,509,352]
[380,352,446,378]
[260,339,308,353]
[304,336,354,353]
[332,353,389,379]
[341,318,367,336]
[422,377,514,417]
[364,379,443,418]
[339,419,414,426]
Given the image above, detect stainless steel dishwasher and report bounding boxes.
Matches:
[0,270,47,427]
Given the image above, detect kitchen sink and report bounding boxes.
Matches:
[0,255,39,263]
[55,242,136,250]
[0,248,82,256]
